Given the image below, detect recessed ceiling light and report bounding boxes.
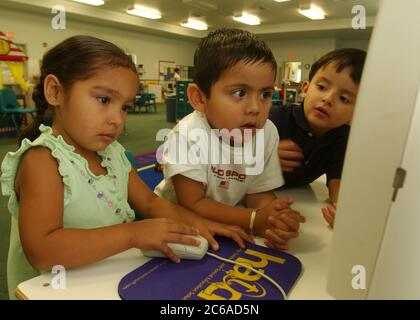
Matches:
[72,0,104,6]
[274,0,291,2]
[233,13,261,26]
[298,4,325,20]
[181,18,208,30]
[127,5,162,19]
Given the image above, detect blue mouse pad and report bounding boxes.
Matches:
[118,237,302,300]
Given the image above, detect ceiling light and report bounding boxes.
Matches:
[127,5,162,19]
[181,18,208,30]
[298,4,325,20]
[274,0,291,2]
[233,13,261,26]
[73,0,104,5]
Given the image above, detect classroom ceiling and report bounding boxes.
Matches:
[0,0,380,40]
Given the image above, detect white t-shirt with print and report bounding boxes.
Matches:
[154,111,284,206]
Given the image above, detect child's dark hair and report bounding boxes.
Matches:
[309,48,366,83]
[20,35,137,144]
[193,28,277,97]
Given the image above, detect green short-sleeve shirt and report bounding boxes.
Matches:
[0,125,135,299]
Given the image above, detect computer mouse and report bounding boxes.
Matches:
[141,235,209,260]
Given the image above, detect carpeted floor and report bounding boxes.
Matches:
[134,151,164,191]
[0,103,174,299]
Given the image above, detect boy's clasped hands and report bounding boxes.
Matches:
[253,197,306,251]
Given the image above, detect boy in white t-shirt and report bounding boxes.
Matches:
[155,28,305,250]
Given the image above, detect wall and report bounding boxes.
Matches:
[268,37,370,83]
[267,38,336,83]
[336,39,370,51]
[0,7,198,81]
[0,7,371,85]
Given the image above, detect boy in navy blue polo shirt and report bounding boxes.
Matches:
[269,48,366,228]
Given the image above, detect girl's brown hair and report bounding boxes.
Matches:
[20,35,137,144]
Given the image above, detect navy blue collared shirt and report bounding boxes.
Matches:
[269,102,350,187]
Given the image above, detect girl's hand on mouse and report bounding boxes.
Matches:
[131,218,200,263]
[190,218,254,251]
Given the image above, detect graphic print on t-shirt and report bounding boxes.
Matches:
[211,165,247,191]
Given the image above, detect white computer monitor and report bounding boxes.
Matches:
[327,0,420,299]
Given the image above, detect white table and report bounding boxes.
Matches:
[16,177,334,300]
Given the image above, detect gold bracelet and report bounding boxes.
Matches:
[249,209,258,236]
